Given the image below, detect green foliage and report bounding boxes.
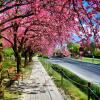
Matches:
[67,43,80,53]
[52,64,100,100]
[1,58,32,99]
[3,48,14,57]
[51,64,88,94]
[39,58,87,100]
[2,59,16,69]
[4,89,20,100]
[39,57,100,100]
[67,43,80,57]
[81,57,100,64]
[94,49,100,57]
[90,42,95,53]
[38,54,49,58]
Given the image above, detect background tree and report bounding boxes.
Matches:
[67,43,80,57]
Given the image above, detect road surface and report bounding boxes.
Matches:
[48,57,100,85]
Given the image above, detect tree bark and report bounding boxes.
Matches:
[29,52,32,62]
[13,30,21,73]
[24,50,28,67]
[0,86,4,99]
[0,71,4,99]
[29,49,33,62]
[13,48,21,73]
[16,53,21,73]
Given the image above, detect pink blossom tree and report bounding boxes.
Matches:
[0,0,99,73]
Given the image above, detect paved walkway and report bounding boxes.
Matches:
[20,57,64,100]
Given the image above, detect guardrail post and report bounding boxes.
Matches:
[88,82,91,100]
[61,69,63,86]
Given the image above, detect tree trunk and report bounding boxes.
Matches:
[24,51,28,67]
[0,86,4,99]
[29,53,32,62]
[28,49,33,62]
[16,53,21,73]
[13,49,21,73]
[0,72,4,99]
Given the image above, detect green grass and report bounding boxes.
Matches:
[3,48,14,57]
[0,58,32,100]
[39,57,100,100]
[2,58,16,70]
[75,57,100,64]
[21,62,33,79]
[82,57,100,64]
[3,89,21,100]
[39,58,88,100]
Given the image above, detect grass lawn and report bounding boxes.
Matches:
[0,58,32,100]
[39,57,88,100]
[82,57,100,64]
[76,57,100,64]
[3,89,21,100]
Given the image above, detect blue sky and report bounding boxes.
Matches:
[72,34,81,43]
[95,13,100,18]
[72,0,100,43]
[83,0,100,18]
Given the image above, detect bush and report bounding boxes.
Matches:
[84,49,100,59]
[3,48,14,57]
[38,54,49,58]
[51,64,88,93]
[51,64,100,100]
[94,49,100,58]
[39,58,87,99]
[67,43,80,53]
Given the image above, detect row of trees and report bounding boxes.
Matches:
[0,0,99,73]
[67,42,100,58]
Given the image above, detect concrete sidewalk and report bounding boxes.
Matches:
[20,57,64,100]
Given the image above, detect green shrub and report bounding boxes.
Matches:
[51,64,88,93]
[94,49,100,57]
[38,54,48,58]
[39,58,87,99]
[39,58,100,100]
[3,48,14,57]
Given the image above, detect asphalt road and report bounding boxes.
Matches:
[48,57,100,85]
